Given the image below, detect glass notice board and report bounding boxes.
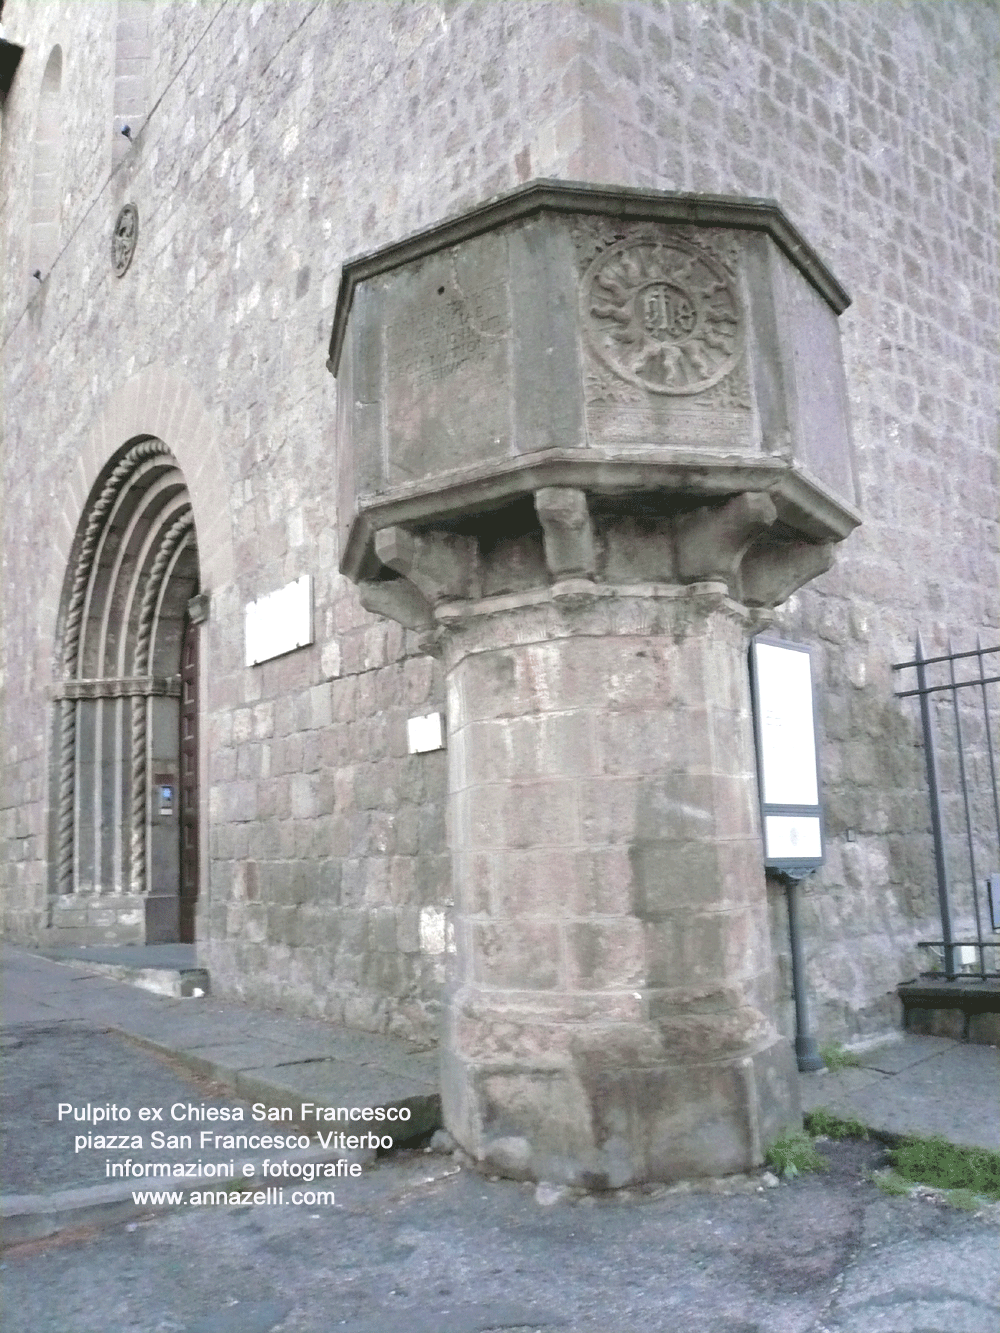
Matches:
[749,636,825,869]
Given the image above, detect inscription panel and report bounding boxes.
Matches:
[382,231,512,487]
[391,281,506,391]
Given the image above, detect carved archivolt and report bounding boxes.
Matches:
[60,438,172,678]
[54,440,198,897]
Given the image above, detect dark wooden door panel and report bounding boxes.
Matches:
[179,616,199,942]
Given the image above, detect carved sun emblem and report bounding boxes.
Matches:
[582,237,743,395]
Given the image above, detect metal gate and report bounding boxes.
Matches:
[893,636,1000,979]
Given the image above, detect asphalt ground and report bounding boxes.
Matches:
[2,1136,999,1333]
[0,1024,260,1193]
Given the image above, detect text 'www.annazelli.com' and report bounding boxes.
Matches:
[132,1187,338,1207]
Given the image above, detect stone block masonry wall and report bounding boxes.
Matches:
[2,1,998,1045]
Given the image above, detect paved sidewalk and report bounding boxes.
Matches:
[9,942,998,1152]
[1,943,439,1125]
[3,942,1000,1333]
[800,1032,1000,1152]
[0,943,440,1247]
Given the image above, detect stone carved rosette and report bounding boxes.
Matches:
[576,221,755,451]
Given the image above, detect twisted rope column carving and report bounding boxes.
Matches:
[56,439,173,897]
[129,510,194,894]
[56,699,76,892]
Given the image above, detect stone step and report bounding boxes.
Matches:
[898,978,1000,1044]
[39,944,209,999]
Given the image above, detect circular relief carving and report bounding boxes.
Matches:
[582,236,743,395]
[112,204,139,277]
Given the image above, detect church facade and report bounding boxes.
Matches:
[1,0,997,1091]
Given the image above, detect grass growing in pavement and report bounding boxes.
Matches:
[888,1135,1000,1200]
[819,1042,863,1071]
[804,1107,870,1140]
[871,1171,910,1197]
[768,1111,1000,1209]
[764,1131,829,1178]
[940,1188,987,1212]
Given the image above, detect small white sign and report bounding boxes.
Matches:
[407,712,443,753]
[245,575,313,667]
[764,815,823,860]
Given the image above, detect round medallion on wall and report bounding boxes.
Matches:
[582,236,744,395]
[112,204,139,277]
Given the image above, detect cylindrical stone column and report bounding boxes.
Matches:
[438,581,800,1187]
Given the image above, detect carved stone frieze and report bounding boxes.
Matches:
[51,676,181,701]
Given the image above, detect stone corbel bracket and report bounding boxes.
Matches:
[187,591,210,625]
[535,487,596,581]
[674,492,778,587]
[357,527,482,632]
[738,533,835,607]
[673,490,834,607]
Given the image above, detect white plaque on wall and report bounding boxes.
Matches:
[245,575,313,667]
[750,636,824,868]
[407,712,444,754]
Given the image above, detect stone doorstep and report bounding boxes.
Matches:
[39,950,210,999]
[0,1144,369,1251]
[74,962,210,999]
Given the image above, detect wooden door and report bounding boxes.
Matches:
[178,616,199,942]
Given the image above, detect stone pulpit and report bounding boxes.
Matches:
[328,181,860,1187]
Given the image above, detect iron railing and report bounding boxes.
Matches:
[893,636,1000,980]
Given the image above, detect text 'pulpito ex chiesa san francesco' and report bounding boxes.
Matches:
[1,1,997,1186]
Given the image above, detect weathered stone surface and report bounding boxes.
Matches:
[332,189,859,588]
[435,589,801,1182]
[534,487,597,580]
[329,183,865,1181]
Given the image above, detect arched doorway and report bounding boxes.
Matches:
[50,438,201,945]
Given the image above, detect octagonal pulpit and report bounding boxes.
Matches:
[328,181,859,1187]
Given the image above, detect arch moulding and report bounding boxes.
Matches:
[42,364,235,650]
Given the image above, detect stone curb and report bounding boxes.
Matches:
[116,1028,443,1142]
[85,963,210,998]
[1,1023,442,1250]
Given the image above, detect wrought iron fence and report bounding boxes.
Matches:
[893,636,1000,980]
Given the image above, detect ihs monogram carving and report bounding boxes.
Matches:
[582,235,744,396]
[112,204,139,277]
